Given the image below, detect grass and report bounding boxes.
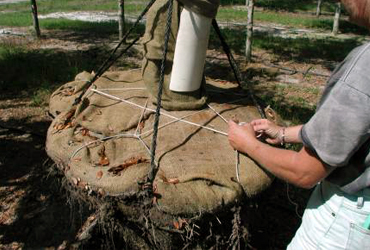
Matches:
[0,0,146,13]
[0,33,142,103]
[217,7,369,35]
[0,41,101,93]
[41,19,118,33]
[209,27,363,64]
[255,84,317,125]
[0,0,367,122]
[0,11,31,27]
[221,0,337,13]
[1,0,368,36]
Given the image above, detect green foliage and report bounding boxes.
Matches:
[255,85,316,125]
[255,0,337,12]
[1,0,367,36]
[41,19,118,34]
[31,87,52,106]
[0,0,145,14]
[220,0,337,13]
[0,0,367,116]
[217,7,369,35]
[253,33,361,62]
[0,42,102,93]
[210,27,362,63]
[39,19,145,37]
[0,11,32,27]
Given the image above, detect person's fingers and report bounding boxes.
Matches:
[250,119,268,126]
[228,120,237,129]
[266,138,274,144]
[252,123,269,132]
[266,138,280,145]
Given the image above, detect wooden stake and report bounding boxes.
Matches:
[30,0,41,38]
[118,0,125,41]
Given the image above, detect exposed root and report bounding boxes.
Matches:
[49,162,251,249]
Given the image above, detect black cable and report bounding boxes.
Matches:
[94,0,157,79]
[212,19,266,119]
[73,0,157,106]
[146,0,173,188]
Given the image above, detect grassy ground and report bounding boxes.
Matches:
[1,0,368,34]
[1,0,367,116]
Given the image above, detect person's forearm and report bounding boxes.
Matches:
[281,125,303,144]
[240,138,329,188]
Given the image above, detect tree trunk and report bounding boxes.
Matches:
[245,0,249,7]
[316,0,323,17]
[245,0,254,62]
[30,0,41,38]
[118,0,125,40]
[332,2,341,35]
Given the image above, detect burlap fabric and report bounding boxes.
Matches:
[179,0,220,18]
[142,0,220,111]
[49,71,94,117]
[46,69,273,216]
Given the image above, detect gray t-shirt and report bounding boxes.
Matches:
[300,42,370,194]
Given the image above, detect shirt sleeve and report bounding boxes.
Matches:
[301,81,370,167]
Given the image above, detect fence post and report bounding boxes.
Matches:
[245,0,254,62]
[118,0,125,40]
[30,0,41,38]
[332,2,341,35]
[316,0,323,17]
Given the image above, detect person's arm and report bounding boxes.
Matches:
[228,120,334,189]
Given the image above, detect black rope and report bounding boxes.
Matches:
[94,0,156,79]
[146,0,173,189]
[73,0,157,106]
[211,19,266,119]
[93,36,141,80]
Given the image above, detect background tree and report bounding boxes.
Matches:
[30,0,41,38]
[316,0,323,17]
[118,0,125,40]
[332,1,341,35]
[245,0,254,62]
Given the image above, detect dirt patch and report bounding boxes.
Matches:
[0,97,79,249]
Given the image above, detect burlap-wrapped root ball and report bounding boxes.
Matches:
[46,69,274,248]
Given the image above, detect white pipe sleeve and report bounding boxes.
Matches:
[169,7,212,92]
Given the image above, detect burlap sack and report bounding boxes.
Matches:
[142,0,215,111]
[46,70,273,216]
[179,0,220,18]
[49,71,94,117]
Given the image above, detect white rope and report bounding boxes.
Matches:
[139,109,208,138]
[69,133,136,162]
[137,136,153,157]
[207,103,228,124]
[97,87,146,91]
[68,93,227,163]
[69,92,227,163]
[69,132,157,165]
[69,87,254,182]
[91,89,228,136]
[135,99,149,136]
[235,150,241,182]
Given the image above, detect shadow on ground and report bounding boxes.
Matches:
[0,118,91,249]
[209,27,363,68]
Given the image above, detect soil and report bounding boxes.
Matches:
[0,14,367,249]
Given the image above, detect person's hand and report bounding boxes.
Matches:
[228,120,257,153]
[250,119,284,145]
